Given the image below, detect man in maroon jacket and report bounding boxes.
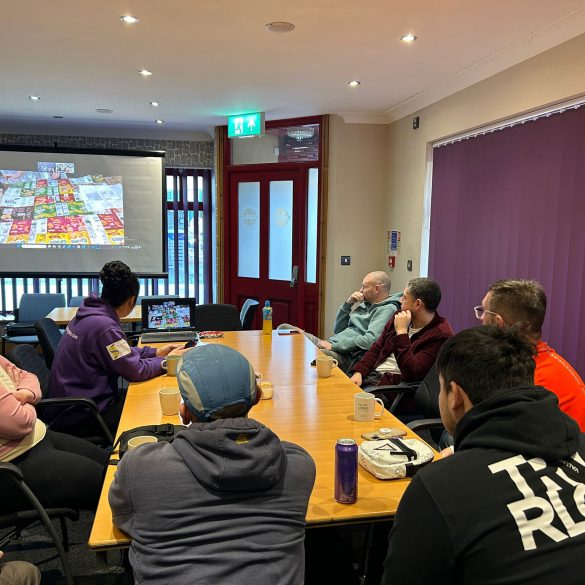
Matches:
[350,277,453,388]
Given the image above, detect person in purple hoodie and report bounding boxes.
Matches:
[48,260,186,434]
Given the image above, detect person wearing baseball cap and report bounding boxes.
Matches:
[109,344,316,585]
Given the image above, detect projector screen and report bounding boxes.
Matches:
[0,146,166,276]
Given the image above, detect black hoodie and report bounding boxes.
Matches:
[382,387,585,585]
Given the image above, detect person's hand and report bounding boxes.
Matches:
[12,389,35,405]
[439,446,454,458]
[394,310,412,335]
[346,291,364,305]
[167,347,192,357]
[318,340,332,351]
[155,344,184,357]
[0,550,3,560]
[350,372,363,386]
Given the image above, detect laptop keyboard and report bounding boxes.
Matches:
[141,331,197,343]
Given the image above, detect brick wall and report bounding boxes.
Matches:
[0,133,214,168]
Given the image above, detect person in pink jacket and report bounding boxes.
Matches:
[0,354,107,513]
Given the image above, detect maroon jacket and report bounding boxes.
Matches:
[352,312,453,386]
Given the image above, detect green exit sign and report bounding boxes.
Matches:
[227,112,265,138]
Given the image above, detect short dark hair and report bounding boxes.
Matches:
[487,279,546,336]
[437,326,536,404]
[406,277,441,311]
[99,260,139,308]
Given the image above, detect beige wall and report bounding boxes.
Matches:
[385,32,585,288]
[323,115,388,335]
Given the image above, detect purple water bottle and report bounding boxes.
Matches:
[335,438,358,504]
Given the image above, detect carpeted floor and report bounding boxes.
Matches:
[1,511,132,585]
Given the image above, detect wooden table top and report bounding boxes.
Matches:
[89,330,433,550]
[46,306,142,325]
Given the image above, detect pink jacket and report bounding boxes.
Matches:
[0,355,42,461]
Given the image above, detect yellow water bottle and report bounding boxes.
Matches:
[262,300,273,335]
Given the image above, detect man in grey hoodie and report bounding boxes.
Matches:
[109,344,316,585]
[281,271,401,372]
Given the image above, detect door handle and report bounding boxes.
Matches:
[290,265,299,288]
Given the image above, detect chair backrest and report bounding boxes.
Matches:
[68,295,85,307]
[8,344,50,396]
[195,304,243,331]
[17,293,66,323]
[240,298,260,330]
[35,318,63,368]
[413,363,441,419]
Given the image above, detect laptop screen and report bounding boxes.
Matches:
[141,298,196,331]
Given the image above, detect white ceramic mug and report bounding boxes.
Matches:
[127,435,158,450]
[354,391,385,422]
[316,355,338,378]
[159,387,181,415]
[259,381,275,400]
[161,355,181,376]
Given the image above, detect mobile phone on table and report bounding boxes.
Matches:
[184,339,197,348]
[361,428,407,441]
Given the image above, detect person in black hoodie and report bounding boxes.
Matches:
[381,325,585,585]
[109,344,316,585]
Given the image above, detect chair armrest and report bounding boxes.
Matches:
[364,381,421,413]
[407,418,444,433]
[37,398,114,445]
[4,322,37,336]
[0,461,24,480]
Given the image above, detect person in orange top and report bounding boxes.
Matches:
[475,279,585,430]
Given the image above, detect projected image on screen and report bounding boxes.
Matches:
[0,163,124,247]
[147,301,192,330]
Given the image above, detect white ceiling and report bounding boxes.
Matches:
[2,0,585,136]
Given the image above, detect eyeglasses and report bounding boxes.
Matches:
[473,306,499,319]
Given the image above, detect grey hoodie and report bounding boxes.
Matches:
[109,417,316,585]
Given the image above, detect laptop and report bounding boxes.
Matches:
[140,297,198,343]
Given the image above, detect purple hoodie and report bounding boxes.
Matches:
[48,293,163,416]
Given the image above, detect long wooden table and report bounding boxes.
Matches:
[89,330,433,550]
[46,306,141,325]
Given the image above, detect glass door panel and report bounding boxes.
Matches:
[237,182,260,278]
[268,180,293,281]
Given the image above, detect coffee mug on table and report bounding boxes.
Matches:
[354,392,385,422]
[162,354,181,376]
[159,387,181,415]
[127,435,158,450]
[316,355,338,378]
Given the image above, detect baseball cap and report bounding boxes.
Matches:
[177,344,258,421]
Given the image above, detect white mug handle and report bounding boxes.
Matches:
[332,359,338,368]
[161,359,167,370]
[374,397,385,418]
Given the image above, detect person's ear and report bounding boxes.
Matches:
[180,402,194,425]
[495,314,506,328]
[448,382,471,417]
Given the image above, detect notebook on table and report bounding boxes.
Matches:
[140,298,197,343]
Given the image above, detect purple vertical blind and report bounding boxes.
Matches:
[429,105,585,377]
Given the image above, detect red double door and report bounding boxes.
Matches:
[225,167,319,332]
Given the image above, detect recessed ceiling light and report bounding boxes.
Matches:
[29,95,40,101]
[139,69,153,77]
[348,80,361,88]
[95,108,114,114]
[155,119,164,124]
[400,33,417,42]
[150,101,160,107]
[120,15,139,24]
[265,21,295,33]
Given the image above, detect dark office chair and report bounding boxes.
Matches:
[0,462,77,585]
[195,303,243,331]
[366,364,444,447]
[35,317,63,368]
[240,299,260,330]
[2,293,66,355]
[8,345,113,446]
[68,295,85,307]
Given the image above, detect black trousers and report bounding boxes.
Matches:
[0,430,108,513]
